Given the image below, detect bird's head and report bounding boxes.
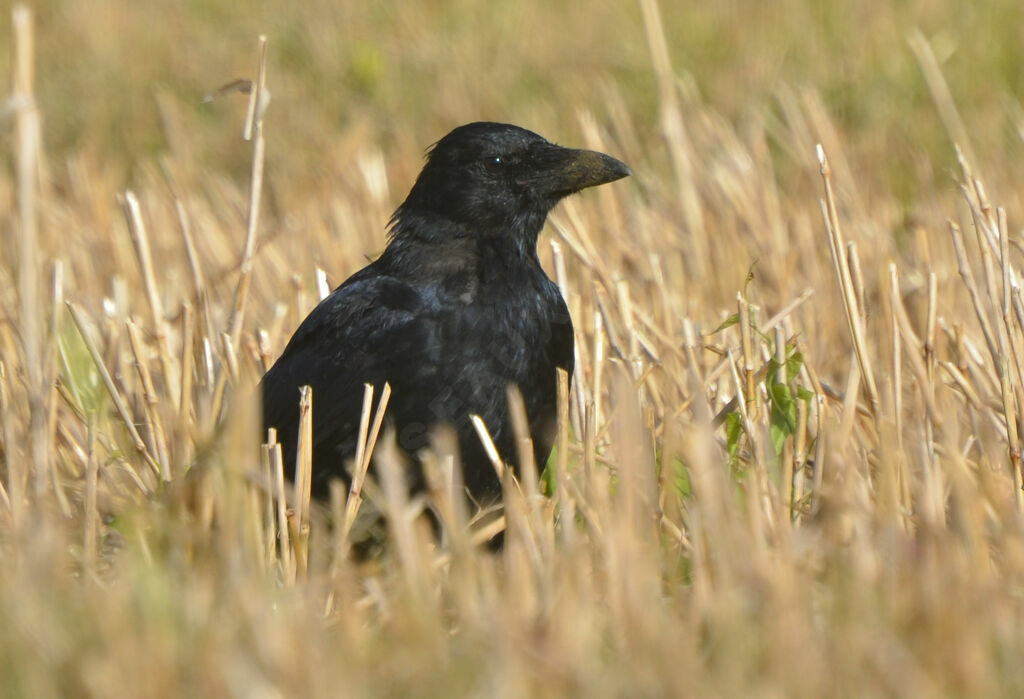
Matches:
[391,122,630,243]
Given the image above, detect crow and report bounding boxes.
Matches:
[261,122,630,504]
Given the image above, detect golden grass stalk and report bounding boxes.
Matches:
[949,221,1000,377]
[739,293,756,409]
[46,262,70,516]
[0,361,17,523]
[470,413,505,481]
[340,381,391,544]
[13,5,49,504]
[66,301,160,483]
[638,0,706,273]
[125,318,171,481]
[817,145,881,418]
[267,432,293,583]
[225,35,269,345]
[122,191,179,412]
[292,384,312,579]
[211,36,270,422]
[176,303,195,474]
[908,29,977,170]
[83,420,98,570]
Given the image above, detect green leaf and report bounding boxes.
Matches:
[769,421,786,456]
[786,350,804,383]
[58,321,105,415]
[672,458,691,498]
[765,349,803,385]
[540,449,558,496]
[770,383,798,429]
[768,382,798,455]
[711,313,740,334]
[725,411,743,465]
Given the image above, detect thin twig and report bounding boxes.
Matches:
[66,301,160,484]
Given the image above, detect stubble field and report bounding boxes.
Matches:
[3,1,1024,695]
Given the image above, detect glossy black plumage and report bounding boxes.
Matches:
[261,122,630,502]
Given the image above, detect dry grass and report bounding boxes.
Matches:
[4,1,1024,696]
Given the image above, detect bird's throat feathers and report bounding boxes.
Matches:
[388,202,547,256]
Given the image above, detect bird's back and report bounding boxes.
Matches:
[261,235,573,501]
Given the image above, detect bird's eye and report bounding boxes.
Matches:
[483,156,505,173]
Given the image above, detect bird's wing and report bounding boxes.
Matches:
[261,271,438,479]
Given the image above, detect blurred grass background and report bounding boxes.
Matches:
[7,0,1024,198]
[4,0,1024,696]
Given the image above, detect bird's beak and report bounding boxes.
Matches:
[525,146,631,197]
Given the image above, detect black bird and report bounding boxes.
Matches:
[261,122,630,503]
